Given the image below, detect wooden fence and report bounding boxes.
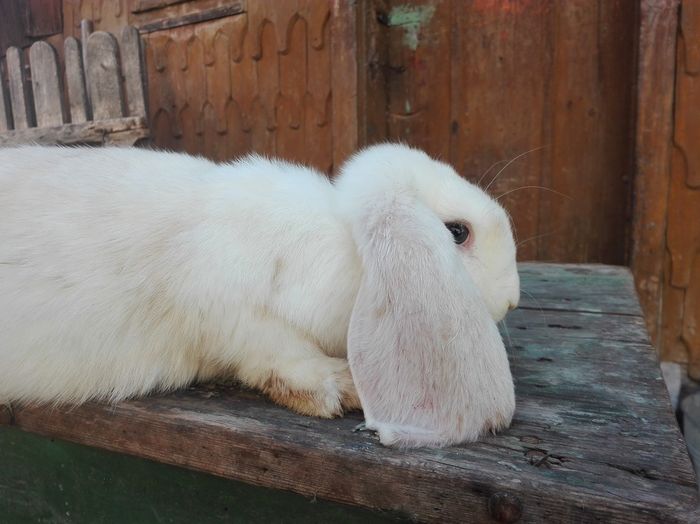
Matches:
[0,22,148,146]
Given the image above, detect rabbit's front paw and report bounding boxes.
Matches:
[261,357,360,418]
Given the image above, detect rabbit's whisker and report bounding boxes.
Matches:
[516,227,564,249]
[477,159,509,187]
[496,185,571,201]
[500,319,514,351]
[484,146,548,192]
[520,288,550,327]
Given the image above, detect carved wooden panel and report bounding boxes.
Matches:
[661,0,700,375]
[142,1,335,171]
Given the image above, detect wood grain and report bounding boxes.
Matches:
[2,264,696,523]
[0,116,149,147]
[64,36,90,123]
[0,61,11,131]
[24,0,64,38]
[86,31,125,120]
[138,3,245,34]
[6,47,35,130]
[28,40,66,127]
[375,0,636,265]
[120,26,147,118]
[631,0,680,345]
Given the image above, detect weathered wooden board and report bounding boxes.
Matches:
[86,31,125,121]
[0,116,149,146]
[6,47,35,130]
[517,263,644,317]
[1,264,696,523]
[1,428,393,523]
[28,40,66,127]
[64,37,90,123]
[120,26,148,118]
[0,60,11,131]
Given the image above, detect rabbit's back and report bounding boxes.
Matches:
[0,147,359,404]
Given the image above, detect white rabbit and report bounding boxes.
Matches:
[0,143,519,448]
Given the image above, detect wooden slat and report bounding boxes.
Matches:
[0,116,148,147]
[0,61,12,131]
[517,263,644,317]
[631,0,681,344]
[6,47,35,130]
[120,26,147,118]
[330,0,359,171]
[64,37,90,123]
[80,19,93,67]
[0,264,697,522]
[138,3,245,34]
[80,19,93,108]
[28,41,65,127]
[86,31,125,120]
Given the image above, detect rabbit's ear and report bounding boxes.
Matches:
[347,193,514,448]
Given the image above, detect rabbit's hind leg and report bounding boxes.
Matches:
[231,314,360,418]
[260,355,360,418]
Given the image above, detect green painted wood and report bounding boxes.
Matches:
[1,263,698,522]
[0,426,402,523]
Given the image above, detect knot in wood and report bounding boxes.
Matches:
[488,492,522,523]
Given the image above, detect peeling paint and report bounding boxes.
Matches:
[387,4,436,50]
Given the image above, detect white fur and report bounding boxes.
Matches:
[0,144,518,447]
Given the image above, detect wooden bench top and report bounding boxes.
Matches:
[1,263,697,522]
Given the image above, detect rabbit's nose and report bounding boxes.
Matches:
[507,302,517,311]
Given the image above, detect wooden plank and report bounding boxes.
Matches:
[330,0,359,172]
[131,0,189,13]
[6,47,35,130]
[0,61,12,131]
[631,0,680,344]
[80,19,93,66]
[356,0,388,147]
[386,1,451,165]
[23,0,63,37]
[28,41,66,127]
[542,1,636,264]
[86,31,125,120]
[138,3,245,34]
[0,427,395,523]
[0,264,696,522]
[120,26,148,118]
[64,37,90,123]
[277,15,307,164]
[517,263,644,316]
[447,1,550,261]
[0,116,149,147]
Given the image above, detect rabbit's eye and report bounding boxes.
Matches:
[445,222,470,244]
